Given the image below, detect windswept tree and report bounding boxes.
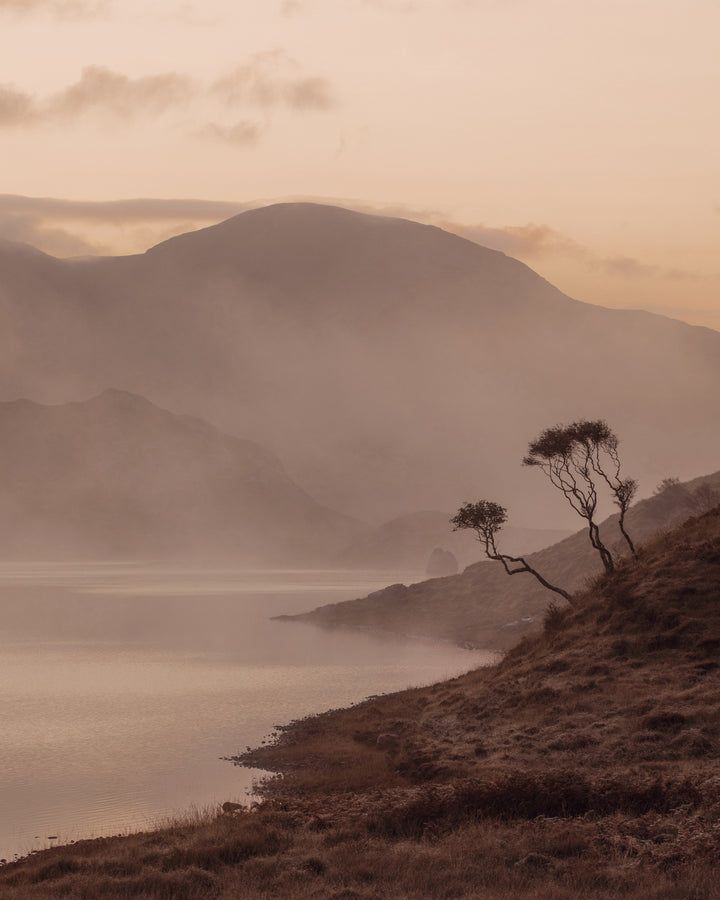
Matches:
[451,500,575,605]
[523,419,637,573]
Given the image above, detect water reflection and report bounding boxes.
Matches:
[0,564,491,860]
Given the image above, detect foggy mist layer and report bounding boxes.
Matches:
[1,203,718,540]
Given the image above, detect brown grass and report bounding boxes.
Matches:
[2,507,720,898]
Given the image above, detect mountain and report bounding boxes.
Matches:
[1,203,719,525]
[284,471,720,648]
[0,389,360,562]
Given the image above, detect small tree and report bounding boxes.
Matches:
[451,500,575,605]
[523,419,637,573]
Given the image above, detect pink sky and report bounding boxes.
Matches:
[1,0,718,329]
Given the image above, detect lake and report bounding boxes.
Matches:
[0,563,491,861]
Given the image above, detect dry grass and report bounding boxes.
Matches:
[2,507,720,898]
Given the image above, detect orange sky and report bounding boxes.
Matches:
[1,0,718,329]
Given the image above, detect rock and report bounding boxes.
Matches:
[221,801,243,815]
[426,547,459,576]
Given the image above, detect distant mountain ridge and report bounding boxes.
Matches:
[0,202,718,527]
[0,389,361,562]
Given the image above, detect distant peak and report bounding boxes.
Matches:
[0,237,55,259]
[92,388,152,404]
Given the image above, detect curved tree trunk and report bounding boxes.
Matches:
[491,552,577,607]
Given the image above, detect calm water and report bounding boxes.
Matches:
[0,564,490,860]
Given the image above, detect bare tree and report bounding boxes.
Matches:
[523,419,637,573]
[451,500,575,605]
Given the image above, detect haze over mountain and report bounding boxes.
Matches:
[0,389,360,562]
[1,202,718,528]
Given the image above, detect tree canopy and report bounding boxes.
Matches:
[523,418,637,572]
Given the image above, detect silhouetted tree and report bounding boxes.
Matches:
[523,419,637,573]
[451,500,575,605]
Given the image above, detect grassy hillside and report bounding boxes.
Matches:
[2,505,719,898]
[286,471,720,649]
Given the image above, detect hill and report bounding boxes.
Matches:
[0,203,719,525]
[2,506,719,898]
[286,470,720,648]
[0,389,360,562]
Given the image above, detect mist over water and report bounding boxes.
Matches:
[0,563,489,861]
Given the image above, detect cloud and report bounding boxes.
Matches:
[595,256,660,280]
[0,57,336,141]
[0,195,254,223]
[47,66,193,121]
[212,51,336,111]
[355,0,420,10]
[198,120,263,147]
[284,76,334,110]
[0,84,35,126]
[0,195,261,257]
[441,221,587,260]
[437,218,700,283]
[0,212,110,256]
[0,66,193,127]
[594,256,696,282]
[0,0,105,17]
[280,0,419,12]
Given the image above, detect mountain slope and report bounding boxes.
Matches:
[0,389,360,561]
[1,203,719,523]
[286,471,720,647]
[247,503,720,787]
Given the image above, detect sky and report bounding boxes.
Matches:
[1,0,718,330]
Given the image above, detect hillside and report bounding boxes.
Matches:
[2,506,719,898]
[286,470,720,648]
[0,389,360,562]
[0,203,719,525]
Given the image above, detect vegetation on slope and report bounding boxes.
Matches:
[286,471,720,649]
[1,505,719,898]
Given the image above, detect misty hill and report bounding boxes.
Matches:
[1,203,719,525]
[335,509,571,571]
[285,471,720,648]
[0,390,360,562]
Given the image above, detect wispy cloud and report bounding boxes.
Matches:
[0,66,193,127]
[280,0,420,13]
[0,213,106,256]
[48,66,193,120]
[0,195,257,257]
[0,0,106,17]
[212,51,336,111]
[198,120,264,147]
[0,84,34,126]
[440,221,586,260]
[594,256,695,282]
[438,218,700,283]
[0,56,337,142]
[0,195,254,222]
